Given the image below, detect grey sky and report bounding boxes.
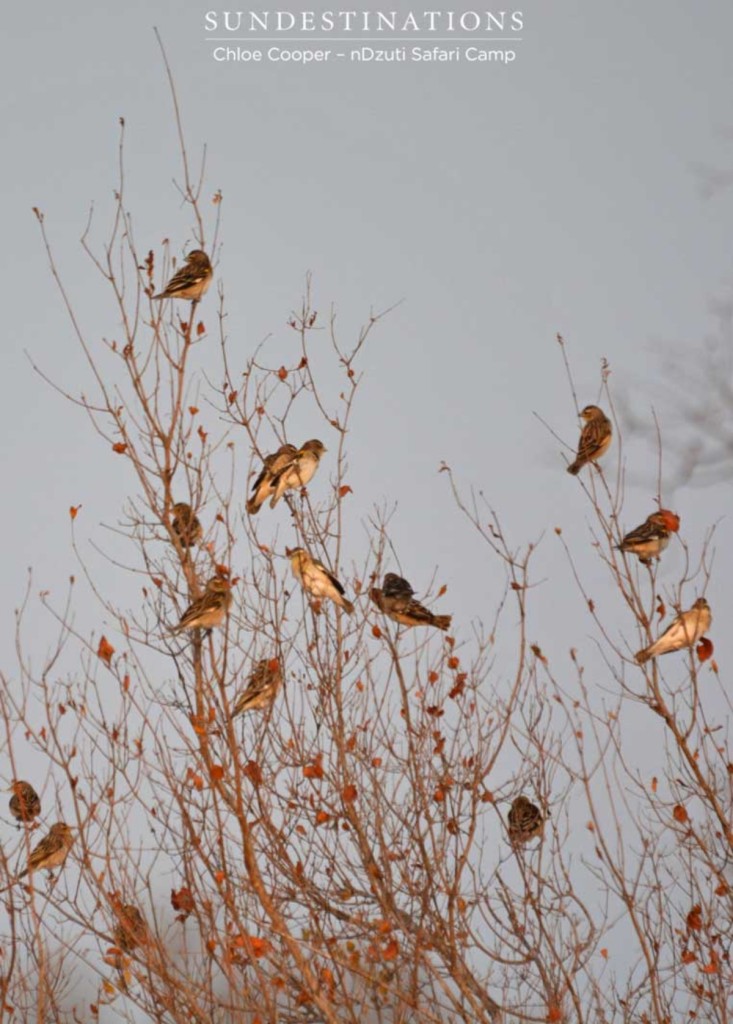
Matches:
[2,0,731,745]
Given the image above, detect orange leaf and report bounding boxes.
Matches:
[97,636,115,665]
[342,784,358,802]
[650,776,658,793]
[433,788,445,802]
[600,948,608,959]
[189,406,199,415]
[428,670,439,684]
[196,322,205,337]
[277,366,288,380]
[244,761,263,785]
[171,886,195,920]
[546,1006,563,1023]
[696,637,713,663]
[303,755,324,780]
[315,810,330,825]
[701,959,718,974]
[210,765,225,782]
[112,442,127,455]
[656,598,666,621]
[198,425,208,444]
[250,937,271,958]
[371,624,382,639]
[191,774,204,792]
[69,505,81,520]
[382,939,399,960]
[673,804,689,824]
[338,485,353,498]
[206,938,217,953]
[681,950,696,964]
[686,905,702,931]
[214,870,225,885]
[447,656,460,670]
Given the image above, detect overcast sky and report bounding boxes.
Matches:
[2,0,732,769]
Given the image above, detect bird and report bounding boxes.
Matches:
[9,781,41,824]
[171,502,203,548]
[269,440,326,508]
[567,405,612,475]
[246,443,298,514]
[286,547,354,615]
[635,597,711,665]
[230,658,283,717]
[18,822,75,878]
[153,250,213,302]
[173,577,232,633]
[507,796,545,845]
[617,511,676,565]
[113,904,149,953]
[370,573,452,631]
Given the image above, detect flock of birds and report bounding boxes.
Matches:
[6,251,714,912]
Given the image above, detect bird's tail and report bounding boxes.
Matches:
[635,647,652,665]
[567,461,581,476]
[340,598,355,616]
[245,497,262,515]
[434,615,452,631]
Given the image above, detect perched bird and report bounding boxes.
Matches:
[9,781,41,824]
[370,573,452,631]
[18,822,75,878]
[246,443,298,515]
[286,547,354,615]
[113,904,149,953]
[171,502,203,548]
[153,250,213,302]
[567,405,612,475]
[173,577,232,634]
[269,440,326,508]
[617,511,676,565]
[635,597,711,665]
[230,658,283,717]
[507,796,545,845]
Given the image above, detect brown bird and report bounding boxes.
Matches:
[113,904,149,953]
[617,511,675,565]
[370,573,452,631]
[18,822,75,878]
[286,547,354,615]
[507,796,545,845]
[230,658,283,717]
[171,502,203,548]
[269,440,326,508]
[173,577,232,634]
[635,597,711,665]
[9,781,41,824]
[246,443,298,514]
[154,250,213,302]
[567,405,612,475]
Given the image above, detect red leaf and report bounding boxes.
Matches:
[277,366,288,380]
[112,442,127,455]
[686,905,702,931]
[338,485,353,498]
[210,765,225,782]
[342,784,358,802]
[303,755,324,780]
[69,505,81,520]
[696,637,713,663]
[244,761,263,785]
[171,886,195,920]
[371,624,382,639]
[673,804,689,824]
[97,636,115,665]
[189,406,199,415]
[196,321,205,337]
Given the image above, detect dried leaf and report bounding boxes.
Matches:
[69,505,81,520]
[112,442,127,455]
[338,485,353,497]
[673,804,688,824]
[382,939,399,960]
[171,886,195,921]
[189,406,199,415]
[303,756,324,780]
[210,765,225,782]
[315,810,330,825]
[371,624,382,639]
[696,637,713,663]
[342,784,358,802]
[244,761,263,785]
[97,636,115,665]
[277,366,288,380]
[196,322,205,337]
[686,905,702,931]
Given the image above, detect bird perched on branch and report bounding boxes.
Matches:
[635,597,711,665]
[154,249,212,302]
[617,510,679,565]
[113,904,149,953]
[9,781,41,824]
[230,658,283,717]
[269,440,326,508]
[173,577,232,634]
[507,796,545,845]
[18,822,74,878]
[286,547,354,615]
[567,405,612,475]
[246,443,298,514]
[171,502,202,548]
[370,573,452,631]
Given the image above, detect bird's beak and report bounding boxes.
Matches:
[285,547,294,557]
